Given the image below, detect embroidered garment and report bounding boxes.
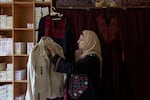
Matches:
[52,54,101,100]
[25,37,65,100]
[56,0,95,7]
[96,14,119,42]
[121,0,150,6]
[44,16,66,38]
[38,15,73,61]
[68,74,88,99]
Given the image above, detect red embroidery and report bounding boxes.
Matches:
[45,16,66,38]
[96,14,119,42]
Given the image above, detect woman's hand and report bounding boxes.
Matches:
[47,45,56,57]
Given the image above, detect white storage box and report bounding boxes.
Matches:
[15,42,26,54]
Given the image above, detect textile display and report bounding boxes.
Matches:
[56,0,95,7]
[121,0,150,6]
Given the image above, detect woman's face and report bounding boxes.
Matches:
[77,34,84,50]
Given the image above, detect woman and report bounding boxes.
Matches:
[48,30,102,100]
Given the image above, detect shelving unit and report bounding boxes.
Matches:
[0,0,51,99]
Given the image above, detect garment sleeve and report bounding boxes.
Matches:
[25,52,36,100]
[52,54,100,75]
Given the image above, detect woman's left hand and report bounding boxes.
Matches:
[47,45,56,57]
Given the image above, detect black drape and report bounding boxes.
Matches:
[119,8,150,100]
[57,8,150,100]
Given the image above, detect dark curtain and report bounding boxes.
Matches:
[57,8,150,100]
[119,8,150,100]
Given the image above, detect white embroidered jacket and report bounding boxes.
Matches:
[25,37,65,100]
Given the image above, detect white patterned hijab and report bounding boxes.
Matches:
[75,30,103,79]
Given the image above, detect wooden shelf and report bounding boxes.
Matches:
[0,3,12,7]
[13,54,28,57]
[35,1,51,7]
[14,28,33,31]
[0,29,12,31]
[0,81,13,83]
[14,2,33,5]
[15,80,28,83]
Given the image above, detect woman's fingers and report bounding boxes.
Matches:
[47,45,56,57]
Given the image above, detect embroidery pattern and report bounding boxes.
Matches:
[96,14,119,42]
[68,74,88,99]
